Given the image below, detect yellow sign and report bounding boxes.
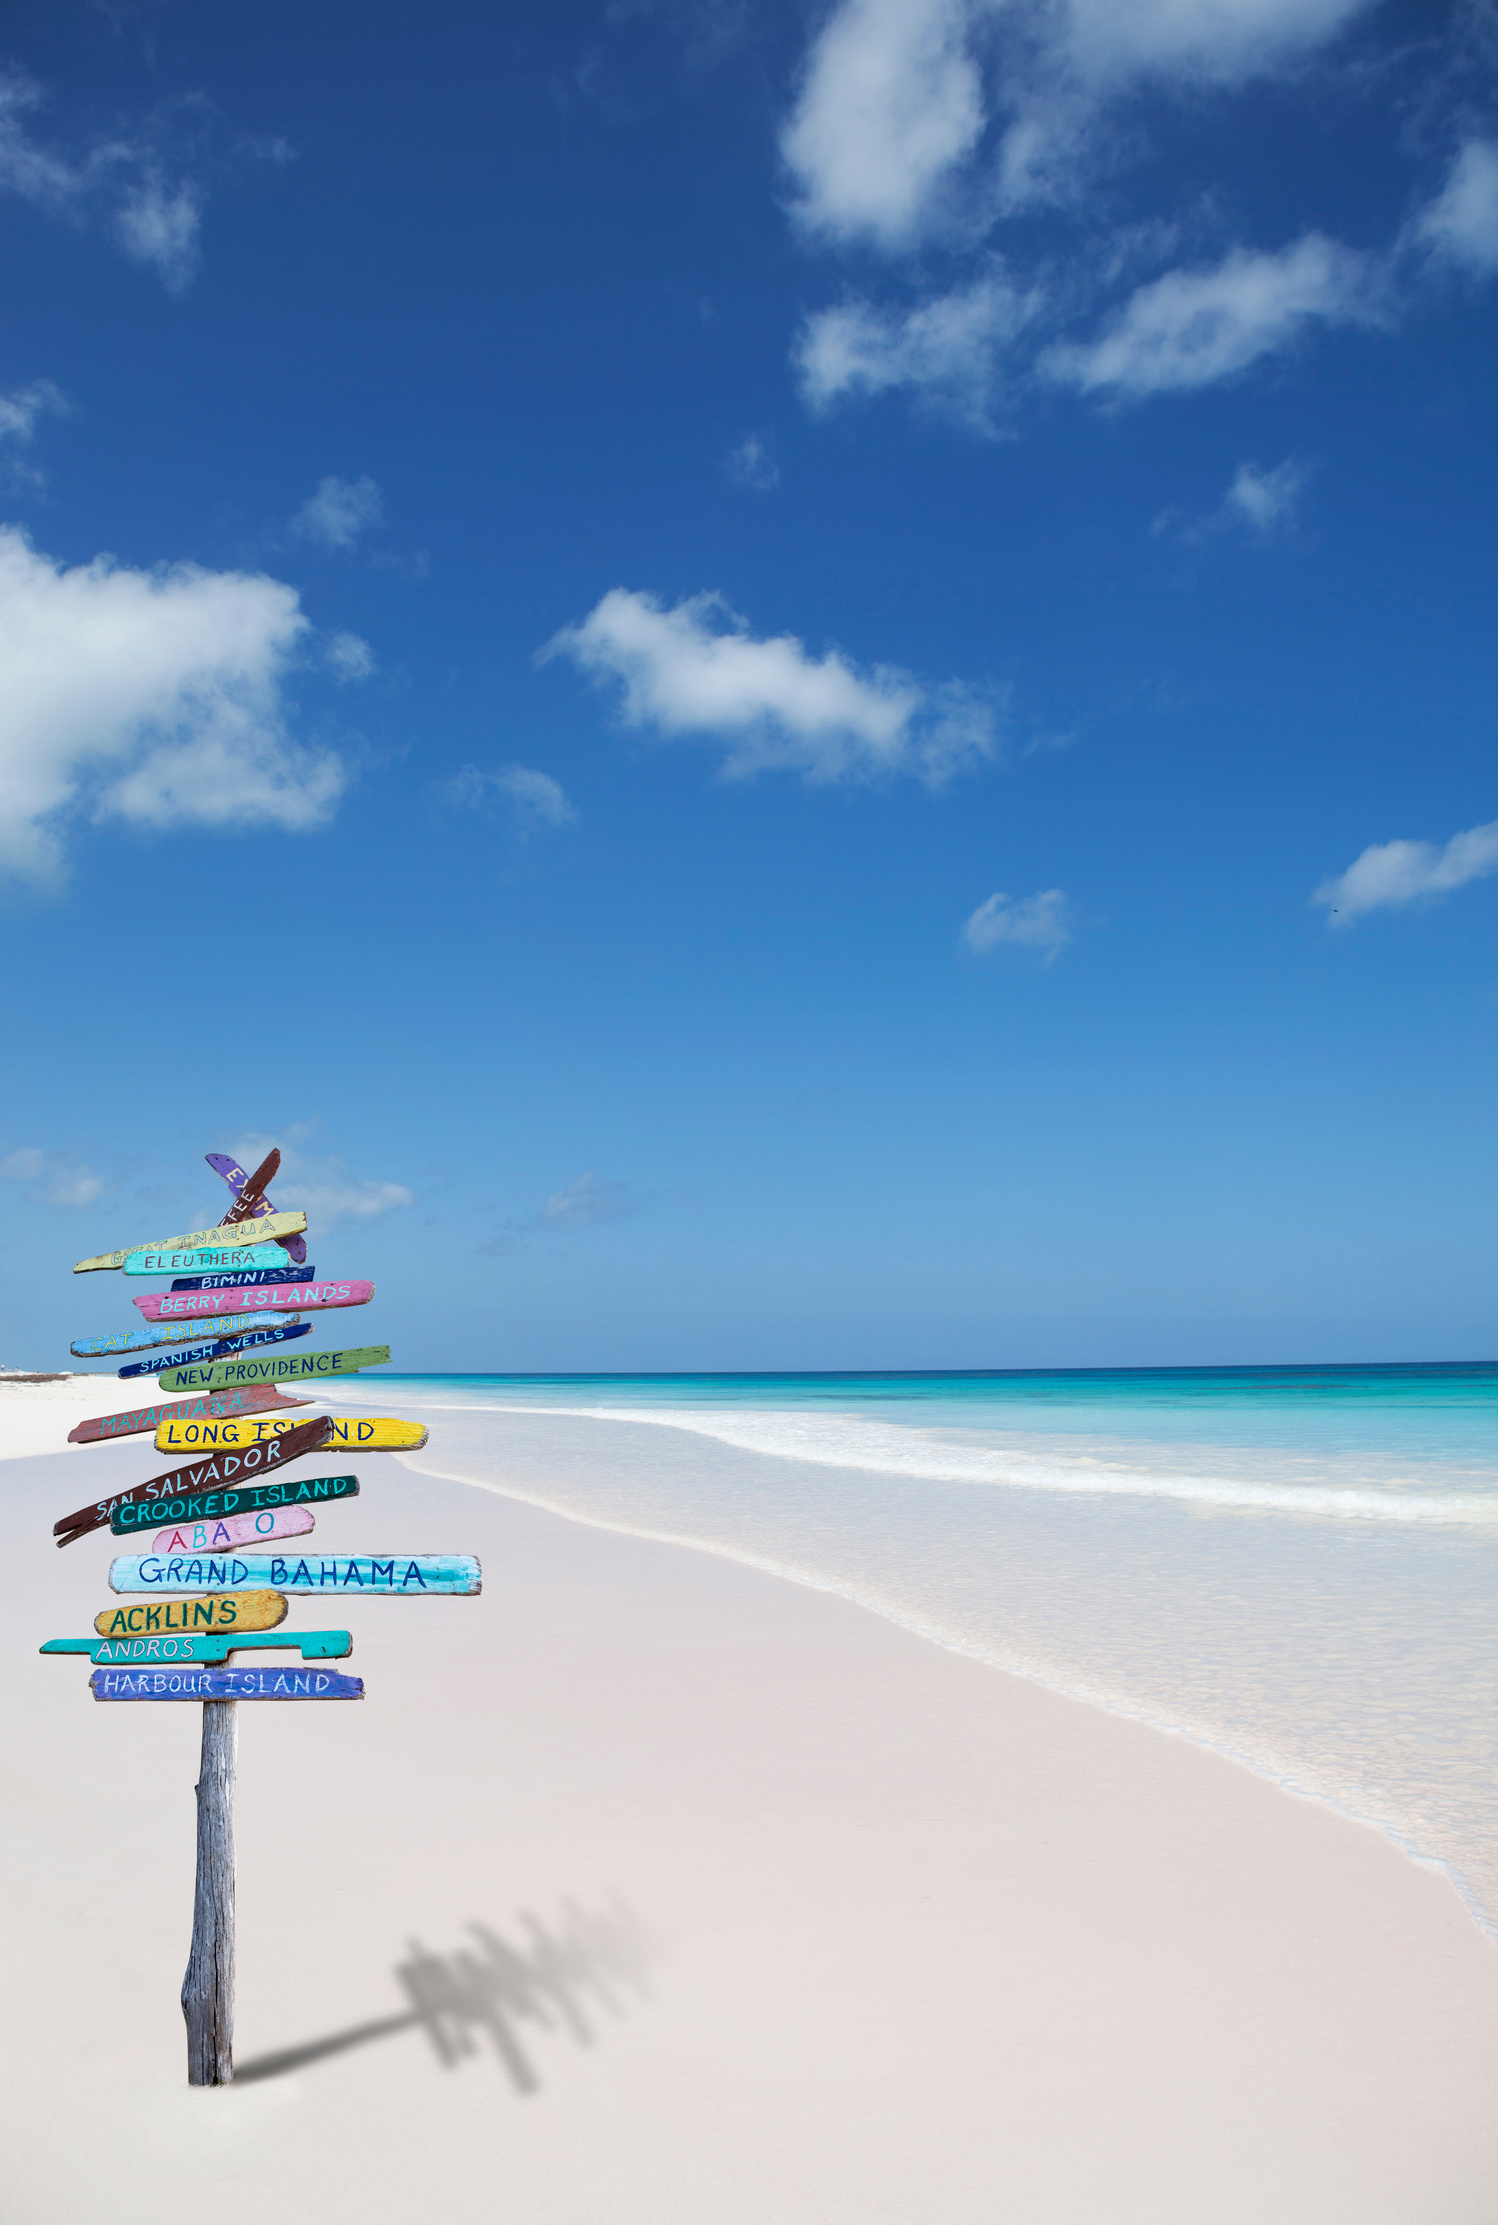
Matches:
[74,1211,307,1274]
[93,1590,288,1639]
[154,1414,428,1454]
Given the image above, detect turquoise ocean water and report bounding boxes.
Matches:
[333,1364,1498,1934]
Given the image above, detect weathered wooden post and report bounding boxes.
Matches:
[183,1699,237,2084]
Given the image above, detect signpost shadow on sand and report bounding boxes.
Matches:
[232,1897,660,2095]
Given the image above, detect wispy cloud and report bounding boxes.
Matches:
[776,5,1493,432]
[292,475,384,550]
[964,887,1070,961]
[1313,819,1498,924]
[444,762,577,832]
[724,433,780,490]
[224,1130,413,1227]
[0,525,346,885]
[325,631,376,682]
[0,69,285,293]
[1042,235,1382,397]
[479,1171,644,1256]
[1156,455,1309,542]
[0,379,66,446]
[543,587,996,786]
[0,1146,104,1209]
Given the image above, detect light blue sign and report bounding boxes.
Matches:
[125,1243,286,1276]
[108,1550,482,1595]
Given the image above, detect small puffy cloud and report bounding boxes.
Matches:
[1313,819,1498,924]
[1413,141,1498,278]
[224,1132,413,1227]
[326,631,375,682]
[1220,456,1305,534]
[0,1146,104,1208]
[724,434,779,490]
[780,0,984,249]
[0,380,66,445]
[796,266,1040,429]
[1043,234,1379,397]
[292,475,383,550]
[0,525,347,884]
[113,174,204,293]
[445,762,576,832]
[525,1173,638,1232]
[964,887,1069,960]
[544,587,996,787]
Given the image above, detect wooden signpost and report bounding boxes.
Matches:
[171,1264,318,1292]
[43,1629,353,1664]
[93,1666,364,1701]
[207,1153,308,1267]
[118,1323,312,1379]
[75,1211,307,1273]
[95,1590,288,1637]
[112,1474,359,1537]
[109,1550,481,1594]
[135,1279,374,1324]
[156,1342,392,1393]
[155,1414,426,1453]
[67,1386,310,1446]
[49,1145,476,2088]
[126,1244,287,1277]
[72,1311,291,1359]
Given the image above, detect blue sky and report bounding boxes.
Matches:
[0,0,1493,1371]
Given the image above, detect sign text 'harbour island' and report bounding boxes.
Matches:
[67,1386,310,1446]
[156,1342,391,1393]
[95,1589,289,1637]
[126,1244,288,1277]
[75,1211,307,1274]
[119,1323,312,1379]
[111,1472,359,1535]
[43,1628,353,1665]
[109,1551,482,1594]
[155,1414,425,1454]
[93,1666,364,1702]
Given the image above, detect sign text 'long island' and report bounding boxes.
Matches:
[109,1550,482,1595]
[157,1342,391,1394]
[75,1211,307,1274]
[155,1413,424,1454]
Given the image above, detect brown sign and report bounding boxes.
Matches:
[53,1415,333,1547]
[66,1385,310,1447]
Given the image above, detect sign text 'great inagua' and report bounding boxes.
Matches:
[74,1211,307,1274]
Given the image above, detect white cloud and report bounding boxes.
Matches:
[114,174,205,293]
[724,434,780,490]
[544,587,996,786]
[525,1173,638,1232]
[964,887,1069,960]
[780,0,984,249]
[326,630,375,682]
[225,1132,413,1227]
[0,71,226,292]
[445,762,577,831]
[796,265,1039,428]
[292,475,384,550]
[0,380,66,445]
[1220,456,1305,533]
[1313,819,1498,924]
[1413,141,1498,278]
[1043,234,1380,396]
[1059,0,1373,87]
[0,1146,104,1209]
[0,525,346,883]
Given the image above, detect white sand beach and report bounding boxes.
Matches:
[2,1375,1496,2223]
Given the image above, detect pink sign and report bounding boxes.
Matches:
[135,1279,374,1323]
[148,1505,316,1554]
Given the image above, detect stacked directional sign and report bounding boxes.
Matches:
[42,1145,480,2087]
